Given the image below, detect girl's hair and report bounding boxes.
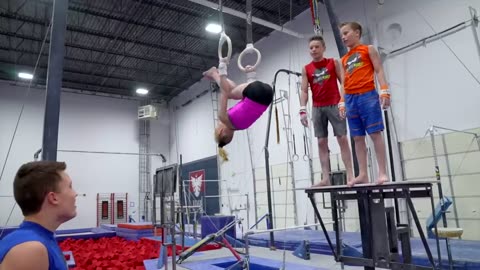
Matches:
[218,146,229,162]
[215,130,230,162]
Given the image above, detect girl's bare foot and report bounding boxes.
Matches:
[202,66,218,79]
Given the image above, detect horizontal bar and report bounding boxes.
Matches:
[432,125,479,137]
[58,149,165,157]
[401,149,480,162]
[387,20,472,56]
[245,223,332,236]
[403,172,480,181]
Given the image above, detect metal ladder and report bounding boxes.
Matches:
[139,113,151,222]
[277,77,298,226]
[210,82,220,126]
[294,82,318,227]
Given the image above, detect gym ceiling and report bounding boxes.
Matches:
[0,0,309,102]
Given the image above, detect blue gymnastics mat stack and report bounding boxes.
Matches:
[115,222,155,241]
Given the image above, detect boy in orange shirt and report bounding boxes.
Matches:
[339,22,391,186]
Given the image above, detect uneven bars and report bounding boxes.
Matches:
[245,222,333,236]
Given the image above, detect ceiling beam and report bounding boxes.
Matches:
[0,73,168,100]
[187,0,304,38]
[0,11,218,60]
[0,59,183,91]
[68,4,246,52]
[0,29,208,71]
[0,45,194,82]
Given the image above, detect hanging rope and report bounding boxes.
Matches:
[237,0,261,83]
[309,0,323,35]
[217,0,232,63]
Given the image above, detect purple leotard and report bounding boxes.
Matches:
[228,97,269,130]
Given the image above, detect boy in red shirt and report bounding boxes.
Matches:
[339,22,391,186]
[300,36,354,186]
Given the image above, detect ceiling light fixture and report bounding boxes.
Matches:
[205,23,222,34]
[136,88,149,95]
[18,72,34,80]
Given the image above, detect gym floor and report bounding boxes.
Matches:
[149,246,364,270]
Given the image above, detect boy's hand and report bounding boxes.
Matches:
[381,96,390,109]
[380,89,390,109]
[299,106,308,127]
[338,98,346,119]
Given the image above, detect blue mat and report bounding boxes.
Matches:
[2,226,116,241]
[116,227,153,234]
[144,258,171,270]
[55,227,116,241]
[100,224,117,231]
[143,253,204,270]
[179,256,326,270]
[247,230,480,269]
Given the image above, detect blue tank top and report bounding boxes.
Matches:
[0,221,68,270]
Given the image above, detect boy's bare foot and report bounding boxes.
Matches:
[347,174,369,187]
[311,180,331,188]
[376,173,389,185]
[346,173,354,186]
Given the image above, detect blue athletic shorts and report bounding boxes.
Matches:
[345,89,384,137]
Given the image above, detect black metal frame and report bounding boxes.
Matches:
[153,163,179,270]
[305,181,441,270]
[263,68,303,249]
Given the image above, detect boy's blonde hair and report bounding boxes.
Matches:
[340,22,363,37]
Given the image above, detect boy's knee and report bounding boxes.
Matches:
[317,137,328,147]
[336,135,348,144]
[368,130,383,139]
[353,135,366,143]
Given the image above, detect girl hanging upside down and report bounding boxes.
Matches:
[203,59,274,161]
